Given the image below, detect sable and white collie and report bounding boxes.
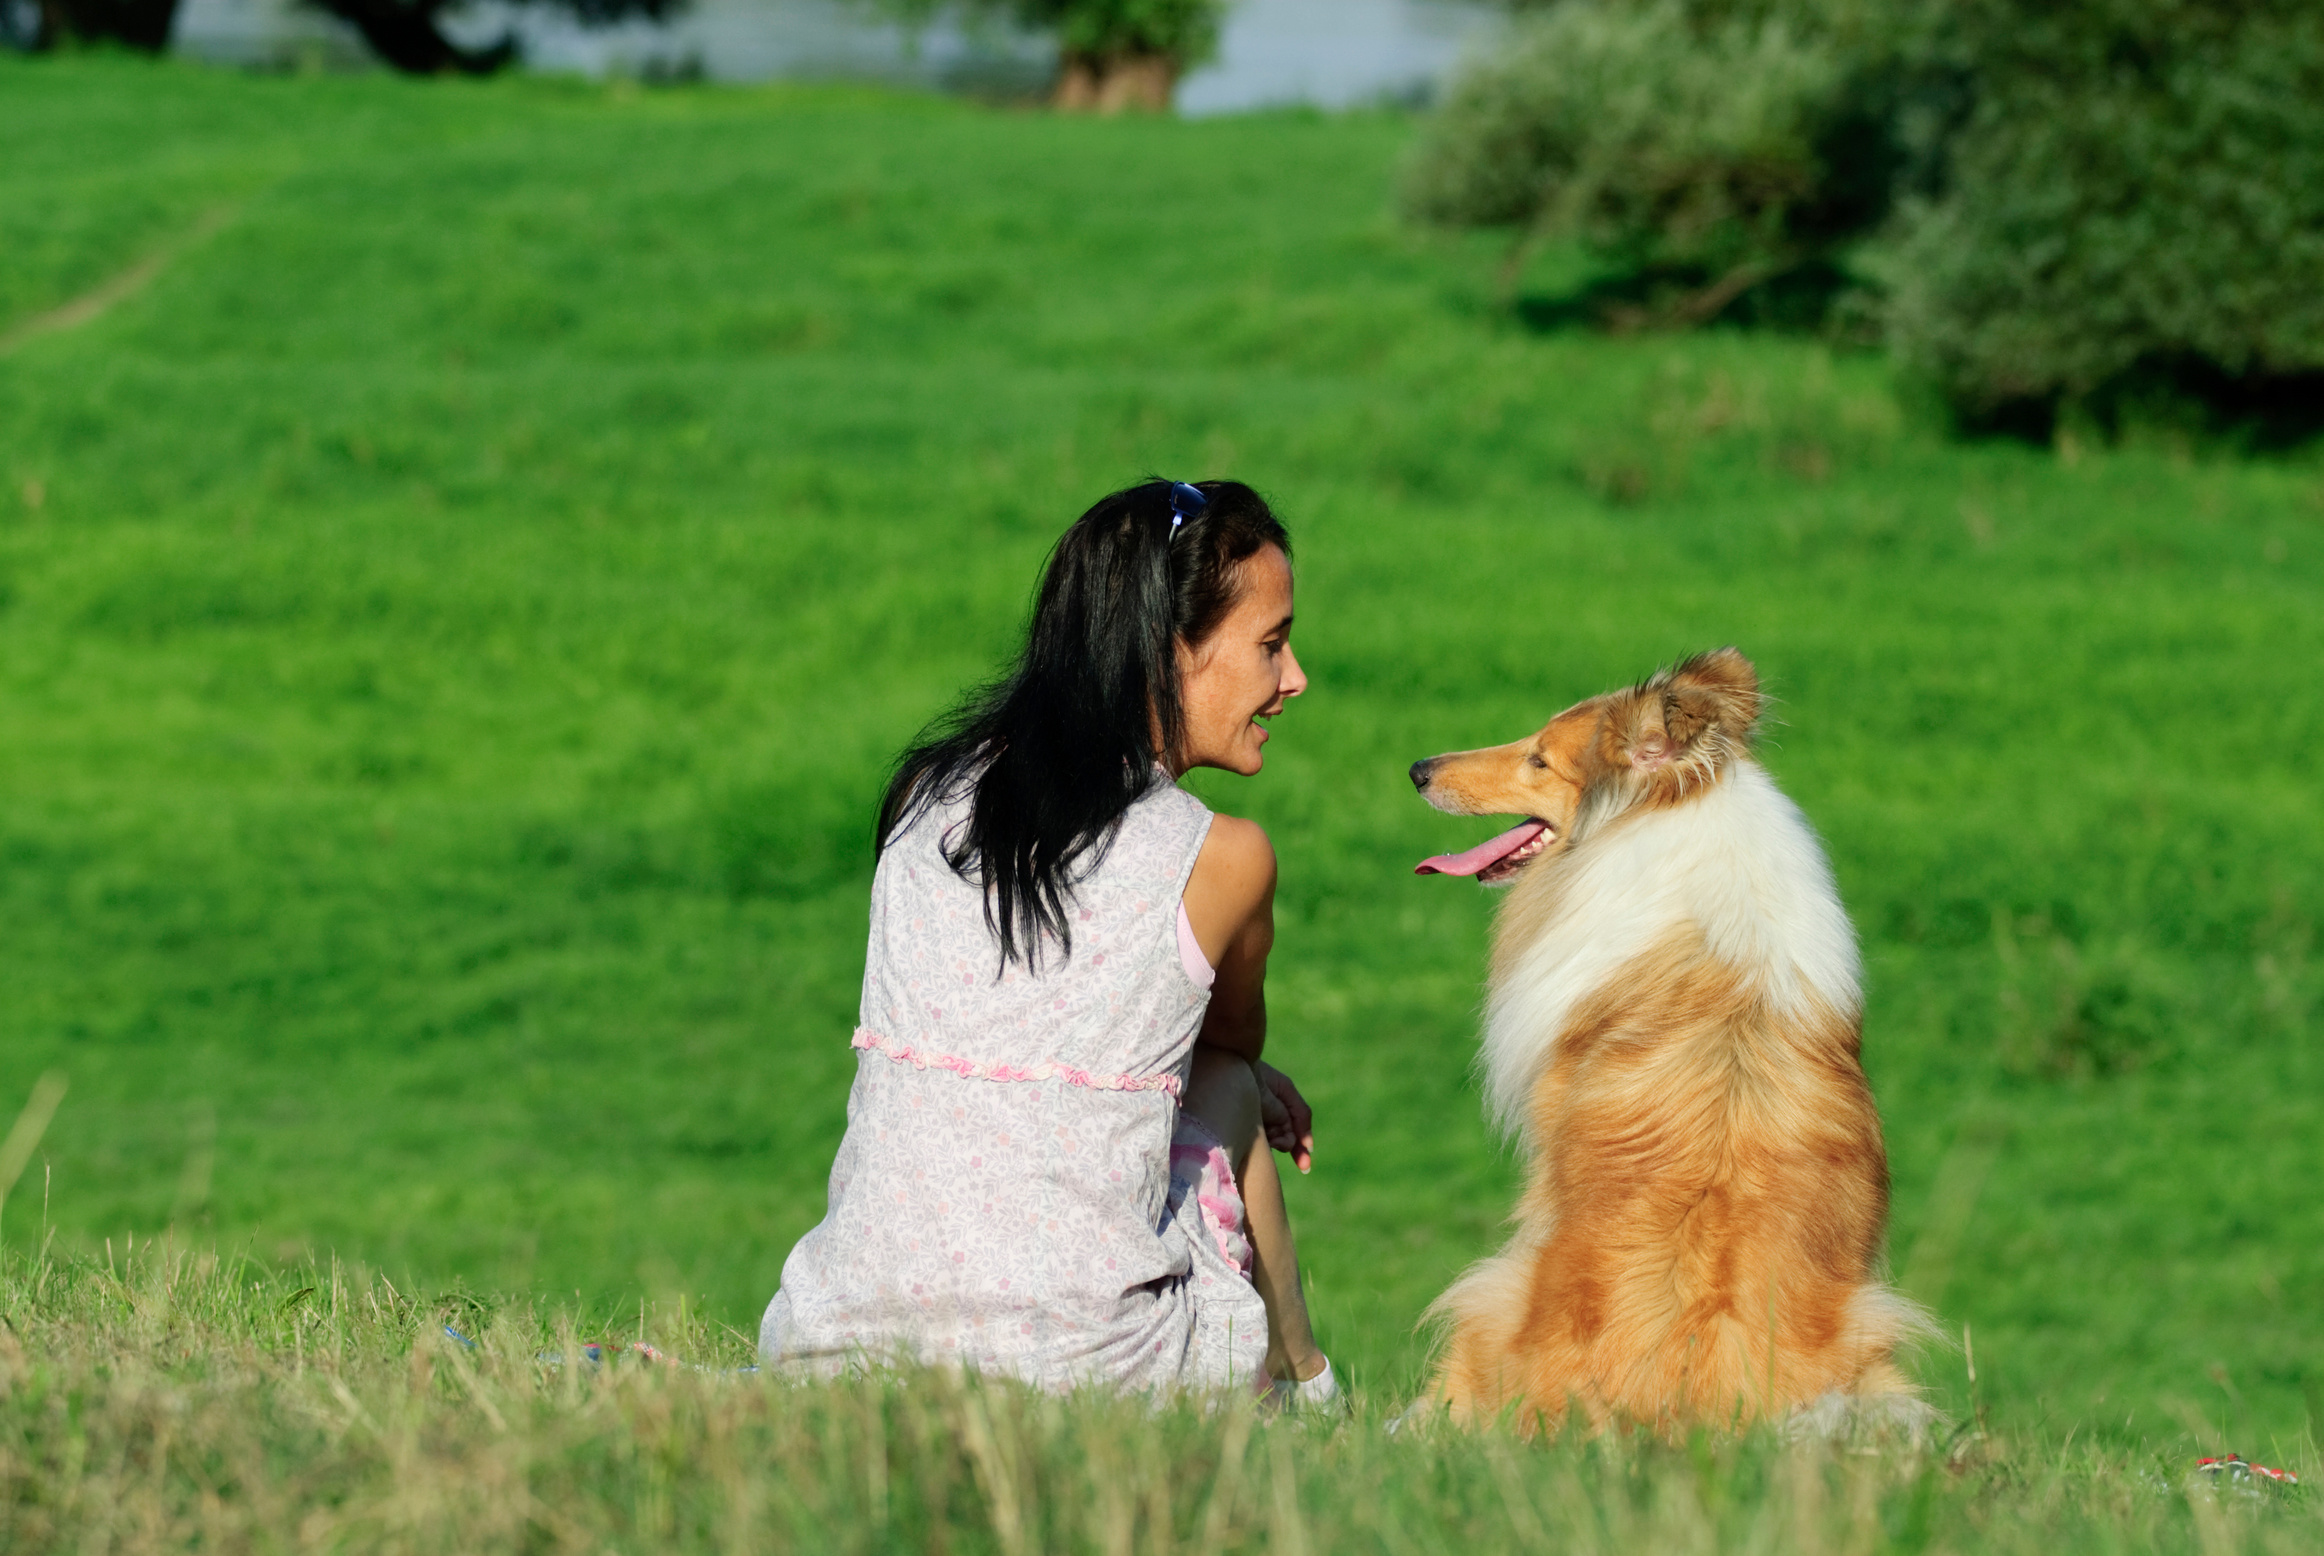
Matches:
[1409,648,1930,1435]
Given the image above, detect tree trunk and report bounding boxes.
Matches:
[1055,50,1101,110]
[1053,49,1180,114]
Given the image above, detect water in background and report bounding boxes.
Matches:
[169,0,1497,113]
[1183,0,1491,114]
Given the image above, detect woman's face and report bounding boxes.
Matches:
[1175,544,1307,777]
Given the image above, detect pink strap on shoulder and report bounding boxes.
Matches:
[1176,901,1216,992]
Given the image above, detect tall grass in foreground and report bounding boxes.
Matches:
[1,1247,2313,1554]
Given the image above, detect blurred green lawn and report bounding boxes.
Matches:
[2,56,2319,1450]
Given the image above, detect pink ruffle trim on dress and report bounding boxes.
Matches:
[852,1027,1185,1099]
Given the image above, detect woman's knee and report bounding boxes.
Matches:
[1182,1048,1262,1173]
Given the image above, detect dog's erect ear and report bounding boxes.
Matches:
[1628,700,1675,769]
[1661,647,1760,751]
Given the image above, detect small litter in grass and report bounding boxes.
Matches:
[2197,1454,2299,1485]
[442,1327,674,1367]
[528,1339,758,1374]
[545,1340,676,1367]
[439,1323,759,1375]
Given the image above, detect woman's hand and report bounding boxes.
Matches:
[1253,1060,1314,1174]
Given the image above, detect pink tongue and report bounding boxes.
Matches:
[1415,820,1549,877]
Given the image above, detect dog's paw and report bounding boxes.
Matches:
[1783,1390,1947,1448]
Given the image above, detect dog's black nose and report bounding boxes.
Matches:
[1409,758,1436,791]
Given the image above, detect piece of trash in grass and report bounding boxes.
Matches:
[444,1326,666,1365]
[531,1339,676,1367]
[441,1325,756,1374]
[2198,1454,2299,1485]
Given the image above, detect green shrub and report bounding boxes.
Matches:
[1884,0,2324,433]
[1026,0,1221,62]
[1402,4,1881,327]
[1423,0,2324,436]
[865,0,1226,107]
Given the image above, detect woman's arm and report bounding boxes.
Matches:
[1183,816,1315,1171]
[1183,815,1275,1062]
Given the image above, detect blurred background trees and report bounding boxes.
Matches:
[1890,0,2324,438]
[1401,5,1872,328]
[1405,0,2324,437]
[11,0,678,72]
[295,0,523,72]
[9,0,184,50]
[868,0,1225,109]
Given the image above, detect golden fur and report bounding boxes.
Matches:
[1413,648,1930,1435]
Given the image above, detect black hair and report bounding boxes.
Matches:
[878,479,1292,971]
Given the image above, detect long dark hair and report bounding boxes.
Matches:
[879,479,1291,971]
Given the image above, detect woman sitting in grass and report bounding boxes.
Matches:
[761,479,1337,1406]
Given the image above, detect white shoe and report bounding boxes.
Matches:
[1266,1357,1345,1416]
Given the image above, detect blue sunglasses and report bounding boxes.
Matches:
[1167,481,1207,540]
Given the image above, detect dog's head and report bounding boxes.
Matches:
[1409,648,1761,885]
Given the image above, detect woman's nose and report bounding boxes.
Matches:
[1280,643,1309,698]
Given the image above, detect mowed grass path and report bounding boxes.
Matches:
[2,57,2319,1448]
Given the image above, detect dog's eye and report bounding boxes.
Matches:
[1527,754,1548,770]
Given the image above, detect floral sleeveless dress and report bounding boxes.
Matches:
[759,777,1272,1392]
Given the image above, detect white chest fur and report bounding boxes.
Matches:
[1478,761,1863,1138]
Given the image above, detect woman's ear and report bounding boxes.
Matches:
[1172,633,1209,693]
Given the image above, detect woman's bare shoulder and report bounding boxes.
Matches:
[1186,813,1276,917]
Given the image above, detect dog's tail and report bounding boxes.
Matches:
[1413,1237,1547,1420]
[1846,1280,1946,1368]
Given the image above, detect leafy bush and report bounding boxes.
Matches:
[1025,0,1220,62]
[1421,0,2324,437]
[869,0,1225,108]
[1884,0,2324,433]
[1402,4,1881,327]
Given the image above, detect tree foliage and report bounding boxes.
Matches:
[868,0,1225,109]
[1415,0,2324,432]
[4,0,675,73]
[1014,0,1220,62]
[1401,4,1882,326]
[307,0,681,75]
[881,0,1222,63]
[10,0,183,51]
[1885,0,2324,430]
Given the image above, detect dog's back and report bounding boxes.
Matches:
[1413,651,1929,1432]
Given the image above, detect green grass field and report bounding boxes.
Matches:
[3,49,2321,1501]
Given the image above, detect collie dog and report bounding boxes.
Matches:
[1409,648,1930,1435]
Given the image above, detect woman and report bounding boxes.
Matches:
[761,479,1337,1403]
